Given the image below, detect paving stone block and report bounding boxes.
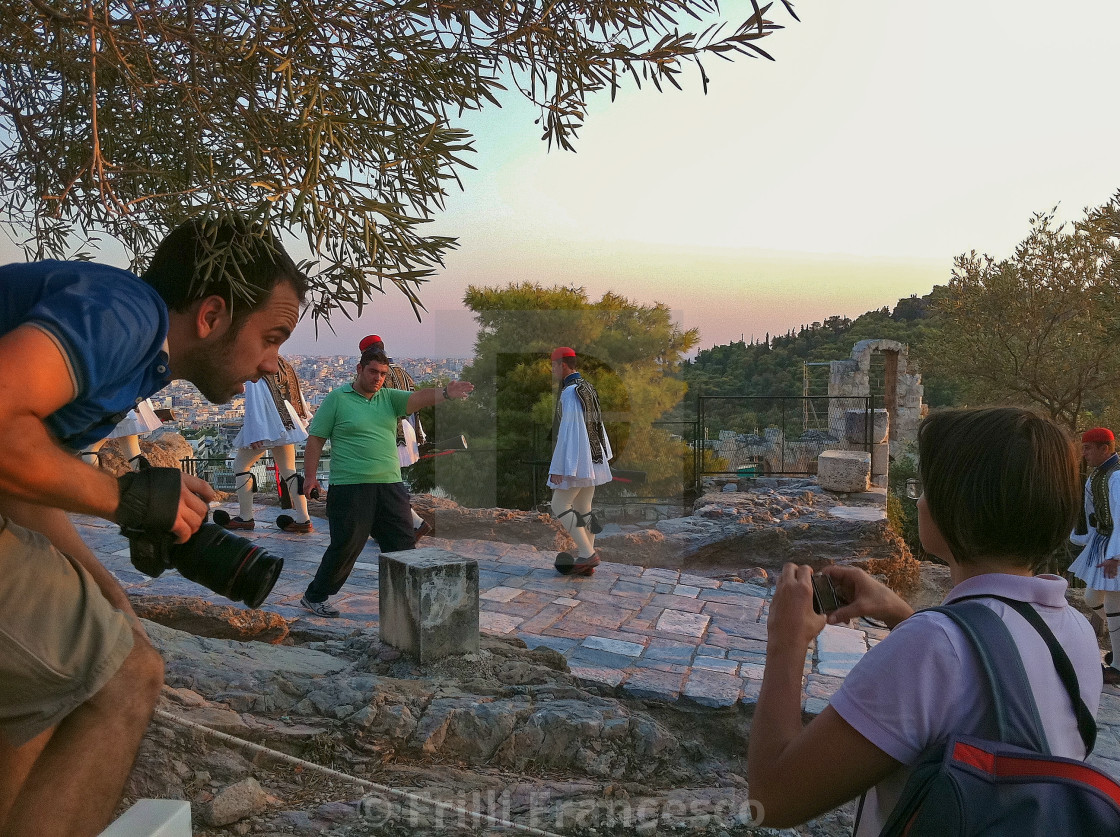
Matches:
[672,585,701,598]
[567,646,638,670]
[697,587,756,603]
[642,567,682,582]
[598,561,644,577]
[611,582,657,600]
[634,658,690,674]
[513,603,570,634]
[555,601,639,632]
[582,635,645,657]
[650,593,706,614]
[707,618,769,642]
[642,642,695,665]
[704,628,767,654]
[622,668,686,701]
[695,645,727,658]
[480,586,522,603]
[692,657,739,675]
[378,548,479,663]
[804,673,844,701]
[656,609,710,638]
[739,678,763,707]
[682,670,741,708]
[479,611,524,635]
[518,634,579,654]
[816,623,868,677]
[737,661,765,680]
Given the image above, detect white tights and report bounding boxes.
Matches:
[1085,587,1120,670]
[233,445,310,523]
[551,486,597,559]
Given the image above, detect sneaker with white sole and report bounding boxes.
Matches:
[300,596,340,618]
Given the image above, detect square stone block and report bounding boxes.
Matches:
[379,548,479,663]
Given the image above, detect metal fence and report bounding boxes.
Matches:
[697,395,875,478]
[179,456,277,492]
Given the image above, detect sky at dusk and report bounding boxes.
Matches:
[292,0,1120,358]
[6,1,1120,359]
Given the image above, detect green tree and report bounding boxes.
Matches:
[935,197,1120,430]
[434,283,698,509]
[0,0,795,320]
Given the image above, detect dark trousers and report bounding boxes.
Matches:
[304,482,414,602]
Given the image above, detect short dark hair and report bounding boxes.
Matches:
[142,216,307,327]
[359,348,390,367]
[918,407,1078,566]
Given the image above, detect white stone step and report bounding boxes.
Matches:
[99,800,191,837]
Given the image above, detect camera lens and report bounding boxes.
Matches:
[168,523,284,609]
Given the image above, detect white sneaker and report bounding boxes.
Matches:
[300,596,339,618]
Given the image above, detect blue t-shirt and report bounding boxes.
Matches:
[0,260,171,449]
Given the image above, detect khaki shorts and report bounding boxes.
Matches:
[0,515,133,746]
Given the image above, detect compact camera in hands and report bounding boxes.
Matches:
[811,573,845,615]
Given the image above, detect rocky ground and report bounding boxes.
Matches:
[122,615,856,837]
[100,440,919,835]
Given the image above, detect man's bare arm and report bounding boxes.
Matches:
[0,326,211,541]
[302,435,327,496]
[0,326,121,517]
[405,380,474,414]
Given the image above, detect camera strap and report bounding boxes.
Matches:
[117,468,182,537]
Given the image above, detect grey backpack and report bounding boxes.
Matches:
[874,597,1120,836]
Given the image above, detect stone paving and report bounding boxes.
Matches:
[73,501,1120,782]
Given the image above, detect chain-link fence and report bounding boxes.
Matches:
[697,395,875,478]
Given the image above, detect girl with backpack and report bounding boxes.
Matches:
[747,407,1107,834]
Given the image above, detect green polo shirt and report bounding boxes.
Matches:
[307,384,412,485]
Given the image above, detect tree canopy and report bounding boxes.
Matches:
[1,0,796,321]
[934,196,1120,430]
[421,282,698,509]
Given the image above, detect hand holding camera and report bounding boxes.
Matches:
[117,468,284,609]
[817,565,914,628]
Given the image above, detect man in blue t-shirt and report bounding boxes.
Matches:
[299,347,474,617]
[0,217,306,835]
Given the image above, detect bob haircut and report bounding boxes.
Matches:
[143,216,307,329]
[917,407,1079,566]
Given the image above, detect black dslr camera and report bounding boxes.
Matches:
[120,469,283,609]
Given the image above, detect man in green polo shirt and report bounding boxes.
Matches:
[300,347,474,617]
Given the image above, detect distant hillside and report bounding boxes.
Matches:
[678,289,962,410]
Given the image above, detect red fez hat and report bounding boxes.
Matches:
[550,346,576,361]
[359,335,384,353]
[1082,427,1115,444]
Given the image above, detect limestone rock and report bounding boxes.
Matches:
[95,429,194,476]
[132,596,289,643]
[411,493,573,551]
[596,486,907,575]
[202,777,270,827]
[411,696,527,761]
[817,450,871,493]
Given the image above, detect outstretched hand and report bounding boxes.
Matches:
[446,380,474,399]
[819,565,914,628]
